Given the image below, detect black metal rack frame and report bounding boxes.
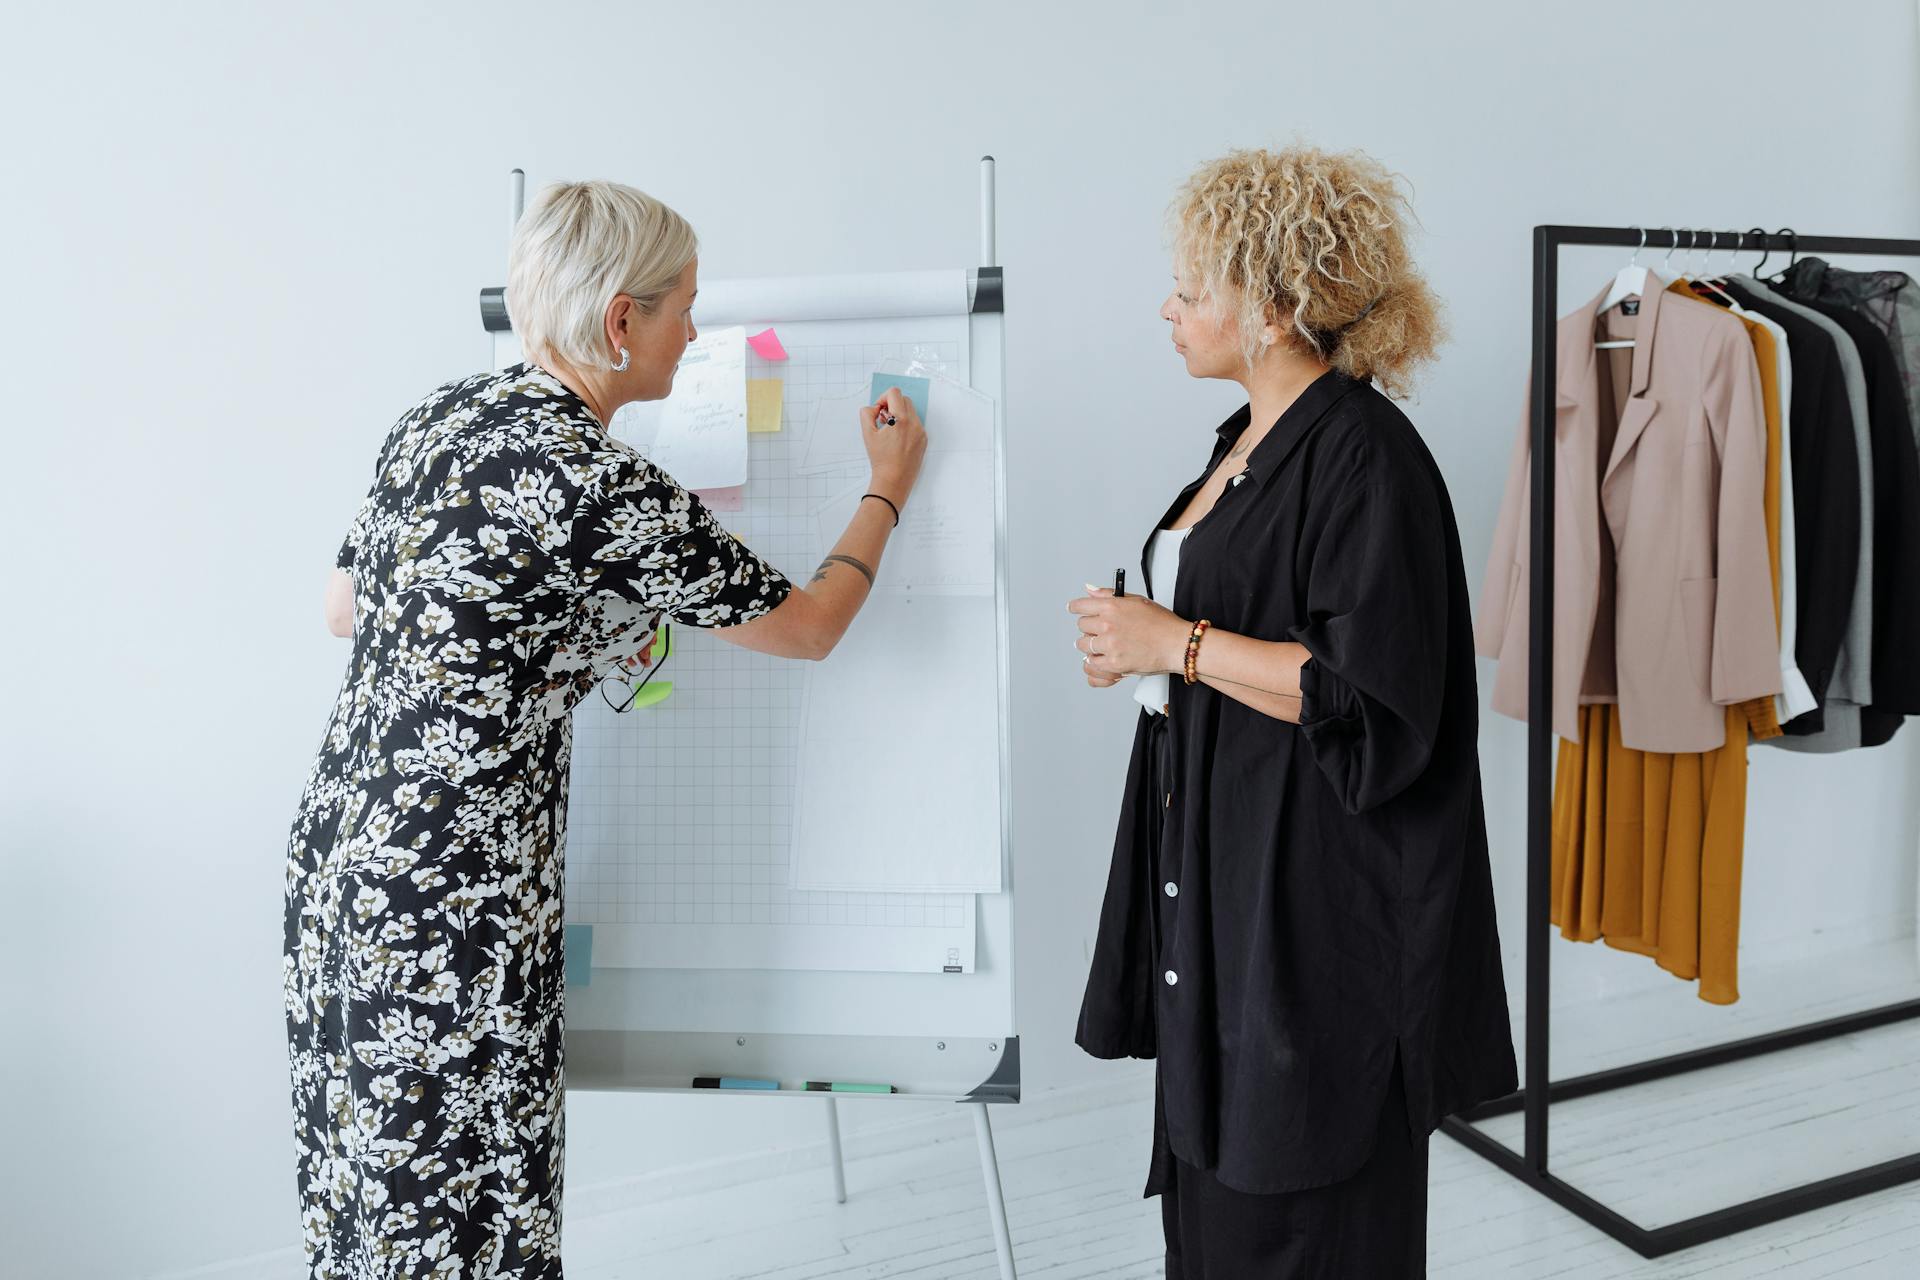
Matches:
[1439,225,1920,1259]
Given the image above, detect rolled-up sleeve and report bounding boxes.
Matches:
[570,452,793,627]
[1286,478,1448,814]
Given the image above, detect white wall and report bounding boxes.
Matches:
[5,2,1917,1275]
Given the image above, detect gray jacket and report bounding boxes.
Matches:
[1736,277,1873,753]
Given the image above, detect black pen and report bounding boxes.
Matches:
[1114,569,1126,598]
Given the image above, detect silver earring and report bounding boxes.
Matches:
[610,347,630,372]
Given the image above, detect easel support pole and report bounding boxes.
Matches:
[825,1097,848,1204]
[972,1103,1018,1280]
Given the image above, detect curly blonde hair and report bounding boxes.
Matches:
[1169,145,1443,399]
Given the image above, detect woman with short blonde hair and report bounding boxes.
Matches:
[506,180,700,373]
[1071,146,1516,1276]
[287,179,926,1276]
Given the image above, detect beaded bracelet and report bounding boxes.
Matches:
[1184,619,1212,685]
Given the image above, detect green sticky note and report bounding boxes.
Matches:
[630,681,673,709]
[869,373,930,424]
[565,924,593,988]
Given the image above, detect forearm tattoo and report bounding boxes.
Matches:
[811,554,875,588]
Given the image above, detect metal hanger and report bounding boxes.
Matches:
[1683,228,1709,280]
[1596,225,1650,316]
[1764,227,1799,285]
[1595,226,1651,349]
[1659,225,1682,276]
[1691,230,1741,306]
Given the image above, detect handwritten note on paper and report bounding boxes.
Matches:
[747,378,784,433]
[747,327,788,360]
[646,325,748,490]
[608,398,662,455]
[889,451,996,595]
[813,451,994,597]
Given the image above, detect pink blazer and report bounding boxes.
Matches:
[1475,280,1780,753]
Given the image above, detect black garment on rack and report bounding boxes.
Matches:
[1771,285,1920,746]
[1722,280,1861,728]
[1783,258,1919,408]
[1076,370,1517,1195]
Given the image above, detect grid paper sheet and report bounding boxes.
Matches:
[563,315,984,973]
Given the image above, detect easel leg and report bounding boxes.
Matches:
[825,1096,847,1204]
[971,1102,1019,1280]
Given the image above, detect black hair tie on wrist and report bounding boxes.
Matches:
[862,493,901,527]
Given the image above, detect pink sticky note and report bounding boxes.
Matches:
[746,328,788,361]
[695,485,745,512]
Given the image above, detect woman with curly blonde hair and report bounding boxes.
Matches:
[1070,146,1517,1276]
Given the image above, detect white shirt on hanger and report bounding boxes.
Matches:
[1694,281,1813,720]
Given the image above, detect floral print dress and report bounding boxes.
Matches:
[283,363,792,1278]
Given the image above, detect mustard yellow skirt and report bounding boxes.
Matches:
[1550,705,1748,1004]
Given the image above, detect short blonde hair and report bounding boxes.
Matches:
[1170,145,1443,399]
[506,180,699,368]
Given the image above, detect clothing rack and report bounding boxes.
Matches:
[1439,225,1920,1258]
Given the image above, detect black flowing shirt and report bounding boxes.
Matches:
[1076,371,1518,1194]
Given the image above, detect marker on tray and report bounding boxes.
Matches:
[805,1080,898,1094]
[693,1076,779,1090]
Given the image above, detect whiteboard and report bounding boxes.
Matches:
[484,269,1018,1101]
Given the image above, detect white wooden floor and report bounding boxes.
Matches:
[566,940,1920,1280]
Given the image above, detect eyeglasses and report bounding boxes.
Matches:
[599,623,674,713]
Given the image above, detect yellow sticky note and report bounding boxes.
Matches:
[748,378,784,433]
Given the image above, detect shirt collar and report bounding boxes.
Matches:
[1214,369,1362,485]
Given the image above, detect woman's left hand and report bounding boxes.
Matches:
[620,631,658,672]
[1068,586,1190,677]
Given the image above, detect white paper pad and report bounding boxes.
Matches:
[789,594,1004,894]
[620,325,749,490]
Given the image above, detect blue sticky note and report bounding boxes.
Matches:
[565,924,593,988]
[869,374,930,425]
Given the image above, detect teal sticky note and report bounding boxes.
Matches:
[565,924,593,988]
[869,373,930,425]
